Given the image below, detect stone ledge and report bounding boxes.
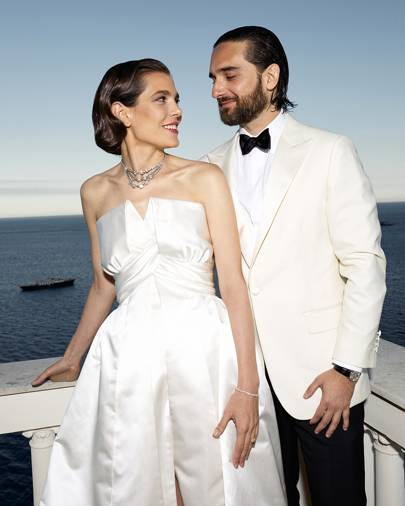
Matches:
[0,357,75,396]
[0,339,404,411]
[369,339,405,410]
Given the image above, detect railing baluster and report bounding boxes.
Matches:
[364,429,376,506]
[374,434,405,506]
[23,428,58,506]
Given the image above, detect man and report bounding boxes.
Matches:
[204,26,386,506]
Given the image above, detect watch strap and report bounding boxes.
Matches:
[333,364,361,382]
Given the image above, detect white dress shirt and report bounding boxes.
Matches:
[235,111,287,245]
[234,112,362,374]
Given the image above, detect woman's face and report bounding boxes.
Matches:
[126,72,182,149]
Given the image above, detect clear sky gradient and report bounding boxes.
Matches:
[1,0,404,217]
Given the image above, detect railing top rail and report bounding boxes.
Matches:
[0,339,404,410]
[369,339,405,410]
[0,357,75,397]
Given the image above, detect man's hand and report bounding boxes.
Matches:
[303,368,356,438]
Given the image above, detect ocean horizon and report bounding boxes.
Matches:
[1,198,404,221]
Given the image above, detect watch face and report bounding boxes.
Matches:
[349,371,361,382]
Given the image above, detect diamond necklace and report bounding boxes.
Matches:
[121,153,166,190]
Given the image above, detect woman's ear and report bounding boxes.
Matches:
[111,102,132,127]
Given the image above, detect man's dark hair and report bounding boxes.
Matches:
[214,26,295,112]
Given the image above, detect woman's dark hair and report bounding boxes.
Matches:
[92,59,170,155]
[214,26,295,112]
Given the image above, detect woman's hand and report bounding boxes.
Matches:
[212,389,259,469]
[31,356,81,386]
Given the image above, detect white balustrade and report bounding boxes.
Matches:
[364,428,376,505]
[23,428,58,506]
[0,357,75,505]
[373,434,405,505]
[0,341,404,505]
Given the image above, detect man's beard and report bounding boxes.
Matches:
[218,79,269,126]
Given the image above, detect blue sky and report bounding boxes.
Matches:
[1,0,404,217]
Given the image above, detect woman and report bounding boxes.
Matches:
[33,59,286,506]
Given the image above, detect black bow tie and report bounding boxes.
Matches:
[239,128,271,155]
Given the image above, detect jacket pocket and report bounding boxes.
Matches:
[303,303,342,334]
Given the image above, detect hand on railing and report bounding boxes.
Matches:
[31,357,81,386]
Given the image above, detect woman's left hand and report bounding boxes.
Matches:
[212,389,259,468]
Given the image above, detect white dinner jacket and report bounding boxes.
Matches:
[204,115,386,419]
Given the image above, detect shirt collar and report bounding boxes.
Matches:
[239,111,287,153]
[238,111,288,144]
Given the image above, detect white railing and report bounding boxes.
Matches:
[0,339,404,506]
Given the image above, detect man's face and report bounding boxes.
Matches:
[209,41,269,126]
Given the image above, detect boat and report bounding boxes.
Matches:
[20,278,75,291]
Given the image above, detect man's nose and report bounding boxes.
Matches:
[211,80,223,99]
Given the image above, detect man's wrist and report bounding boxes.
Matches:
[333,364,361,383]
[332,359,362,373]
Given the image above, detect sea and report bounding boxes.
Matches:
[0,202,404,505]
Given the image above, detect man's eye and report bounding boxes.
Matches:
[226,75,236,80]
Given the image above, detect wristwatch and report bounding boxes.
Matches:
[333,364,361,383]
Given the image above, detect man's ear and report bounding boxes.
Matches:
[111,102,132,127]
[262,63,280,93]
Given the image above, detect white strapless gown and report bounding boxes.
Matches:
[40,197,286,506]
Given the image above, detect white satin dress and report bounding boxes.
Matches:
[40,197,286,506]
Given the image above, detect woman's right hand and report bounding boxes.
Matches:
[213,388,259,469]
[31,356,81,386]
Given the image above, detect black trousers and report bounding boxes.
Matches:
[267,373,367,506]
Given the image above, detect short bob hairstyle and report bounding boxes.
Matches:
[92,59,170,155]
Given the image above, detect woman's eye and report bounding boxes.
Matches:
[157,96,166,102]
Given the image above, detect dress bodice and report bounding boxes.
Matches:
[96,197,215,303]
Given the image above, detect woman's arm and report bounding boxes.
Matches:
[195,163,259,468]
[32,181,116,385]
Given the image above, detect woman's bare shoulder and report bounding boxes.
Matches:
[80,164,120,204]
[169,155,219,171]
[169,155,224,183]
[190,161,227,189]
[174,159,230,208]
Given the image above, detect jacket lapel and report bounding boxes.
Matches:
[211,134,255,267]
[251,116,313,265]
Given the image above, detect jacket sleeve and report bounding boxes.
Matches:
[327,136,386,368]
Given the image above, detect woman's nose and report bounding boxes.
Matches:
[171,104,182,118]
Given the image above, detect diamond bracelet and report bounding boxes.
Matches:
[235,387,259,398]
